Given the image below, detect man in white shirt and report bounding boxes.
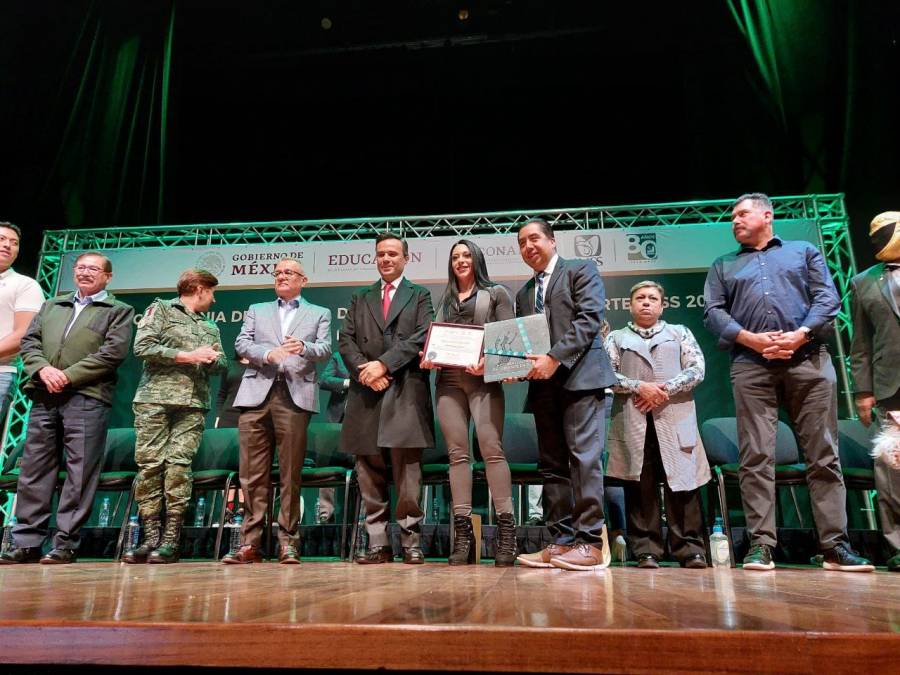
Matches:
[0,222,44,426]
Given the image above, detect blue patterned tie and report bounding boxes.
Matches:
[535,272,545,314]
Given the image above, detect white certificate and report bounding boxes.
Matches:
[423,322,485,369]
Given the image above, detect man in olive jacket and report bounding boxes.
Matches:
[0,252,133,565]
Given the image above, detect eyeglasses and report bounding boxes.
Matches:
[273,270,305,278]
[74,265,106,274]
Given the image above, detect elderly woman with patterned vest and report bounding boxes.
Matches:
[604,280,711,569]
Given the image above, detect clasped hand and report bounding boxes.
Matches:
[744,330,807,360]
[634,382,669,413]
[266,336,305,365]
[38,366,70,393]
[188,343,222,365]
[358,360,391,391]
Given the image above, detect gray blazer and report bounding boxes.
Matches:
[850,263,900,402]
[233,297,332,412]
[605,323,711,492]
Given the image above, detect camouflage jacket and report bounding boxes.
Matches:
[132,298,227,408]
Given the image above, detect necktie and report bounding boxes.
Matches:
[382,282,393,320]
[535,272,545,314]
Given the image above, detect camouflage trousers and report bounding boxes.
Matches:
[133,403,206,520]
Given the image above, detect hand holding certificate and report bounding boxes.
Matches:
[483,315,552,382]
[422,322,485,369]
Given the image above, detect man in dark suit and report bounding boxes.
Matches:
[339,232,434,564]
[514,218,617,571]
[850,211,900,572]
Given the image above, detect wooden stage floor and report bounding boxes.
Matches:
[0,561,898,673]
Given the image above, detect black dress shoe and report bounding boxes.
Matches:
[636,553,659,569]
[40,548,76,565]
[402,547,425,565]
[356,545,393,565]
[0,546,43,564]
[682,554,707,569]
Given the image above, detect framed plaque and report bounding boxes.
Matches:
[483,315,552,382]
[423,322,485,369]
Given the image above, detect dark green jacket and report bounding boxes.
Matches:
[20,291,134,404]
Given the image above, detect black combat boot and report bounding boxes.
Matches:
[494,512,517,567]
[448,514,476,566]
[148,515,183,564]
[122,517,162,564]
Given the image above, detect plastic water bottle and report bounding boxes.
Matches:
[431,496,440,523]
[228,514,243,551]
[125,515,141,552]
[98,497,111,527]
[354,507,368,554]
[1,516,16,554]
[710,516,731,568]
[194,497,206,527]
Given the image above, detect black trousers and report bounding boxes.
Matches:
[13,392,111,551]
[623,416,704,562]
[531,381,607,546]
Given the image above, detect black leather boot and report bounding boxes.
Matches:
[494,512,517,567]
[448,514,475,565]
[122,517,161,564]
[148,515,182,564]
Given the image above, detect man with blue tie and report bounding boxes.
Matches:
[222,258,331,564]
[514,219,617,571]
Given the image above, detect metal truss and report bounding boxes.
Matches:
[0,193,855,522]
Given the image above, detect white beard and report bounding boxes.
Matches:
[872,410,900,471]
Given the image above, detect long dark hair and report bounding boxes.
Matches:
[439,239,495,317]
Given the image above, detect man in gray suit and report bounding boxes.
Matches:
[222,258,331,564]
[339,232,434,564]
[851,211,900,572]
[514,218,618,571]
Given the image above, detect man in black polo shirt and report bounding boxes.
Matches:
[704,192,872,572]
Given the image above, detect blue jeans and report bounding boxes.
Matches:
[0,371,16,431]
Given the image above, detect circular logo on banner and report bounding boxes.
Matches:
[196,251,226,276]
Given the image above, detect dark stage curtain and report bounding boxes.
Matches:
[25,1,175,231]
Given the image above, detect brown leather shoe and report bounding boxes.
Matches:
[355,545,393,564]
[221,545,263,564]
[550,543,610,571]
[516,543,573,568]
[402,546,425,564]
[278,545,301,565]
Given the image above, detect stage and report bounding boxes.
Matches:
[0,561,898,673]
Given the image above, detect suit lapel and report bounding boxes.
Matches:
[269,301,284,342]
[519,278,536,315]
[876,265,900,319]
[365,281,386,330]
[285,297,311,337]
[544,257,565,298]
[542,257,566,323]
[385,278,413,326]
